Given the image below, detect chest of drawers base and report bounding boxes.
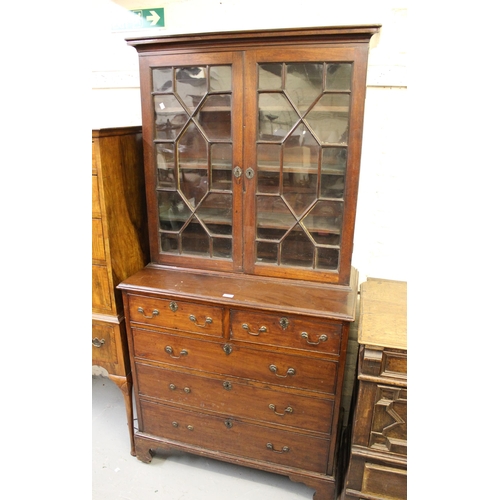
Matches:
[340,278,407,500]
[119,266,359,500]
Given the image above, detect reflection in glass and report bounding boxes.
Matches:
[211,143,232,191]
[303,200,343,243]
[213,237,232,258]
[153,67,173,92]
[154,95,188,140]
[161,233,178,252]
[197,193,232,235]
[210,66,232,91]
[257,143,281,194]
[258,93,299,141]
[281,226,314,268]
[317,247,339,270]
[179,123,208,207]
[258,64,282,90]
[158,191,191,231]
[286,63,323,115]
[326,63,352,91]
[176,67,207,113]
[256,241,278,263]
[182,219,209,256]
[306,94,350,144]
[256,196,296,239]
[320,147,346,199]
[156,143,175,188]
[196,94,231,141]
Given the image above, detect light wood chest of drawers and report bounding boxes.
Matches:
[340,278,407,500]
[92,127,149,455]
[118,266,359,499]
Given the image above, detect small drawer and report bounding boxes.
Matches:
[140,400,330,474]
[230,310,342,355]
[132,329,338,394]
[92,174,101,218]
[135,363,335,434]
[128,295,224,337]
[344,456,407,499]
[92,321,118,364]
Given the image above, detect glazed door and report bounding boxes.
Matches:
[140,51,244,272]
[242,46,369,284]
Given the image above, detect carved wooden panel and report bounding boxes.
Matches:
[369,385,407,456]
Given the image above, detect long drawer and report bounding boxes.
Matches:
[140,400,330,474]
[132,328,338,394]
[135,362,334,434]
[230,309,342,355]
[128,295,224,337]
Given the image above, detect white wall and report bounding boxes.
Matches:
[91,0,408,284]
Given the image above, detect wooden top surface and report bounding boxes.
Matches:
[118,265,359,322]
[358,278,407,350]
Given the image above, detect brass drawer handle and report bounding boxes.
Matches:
[301,332,328,345]
[189,314,213,328]
[269,404,293,416]
[222,344,233,355]
[266,443,289,454]
[92,338,105,348]
[242,323,267,336]
[137,307,159,319]
[165,346,188,358]
[169,384,191,393]
[269,365,295,378]
[172,422,194,431]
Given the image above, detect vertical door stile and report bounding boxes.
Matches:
[242,50,258,273]
[231,51,245,271]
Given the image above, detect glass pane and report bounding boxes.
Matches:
[178,123,208,207]
[320,147,346,199]
[305,94,350,144]
[158,191,191,231]
[258,64,282,90]
[196,95,231,141]
[156,143,176,189]
[303,201,343,242]
[283,127,318,218]
[286,63,323,115]
[211,143,232,191]
[256,241,278,263]
[210,66,232,91]
[281,226,314,268]
[257,144,280,194]
[326,63,352,91]
[213,237,232,258]
[317,247,339,270]
[181,219,209,256]
[154,95,188,140]
[161,233,179,253]
[197,193,232,235]
[256,196,296,239]
[176,67,207,113]
[258,93,299,141]
[153,67,173,92]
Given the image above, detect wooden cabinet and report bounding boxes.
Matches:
[340,278,407,500]
[119,26,379,499]
[92,127,149,455]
